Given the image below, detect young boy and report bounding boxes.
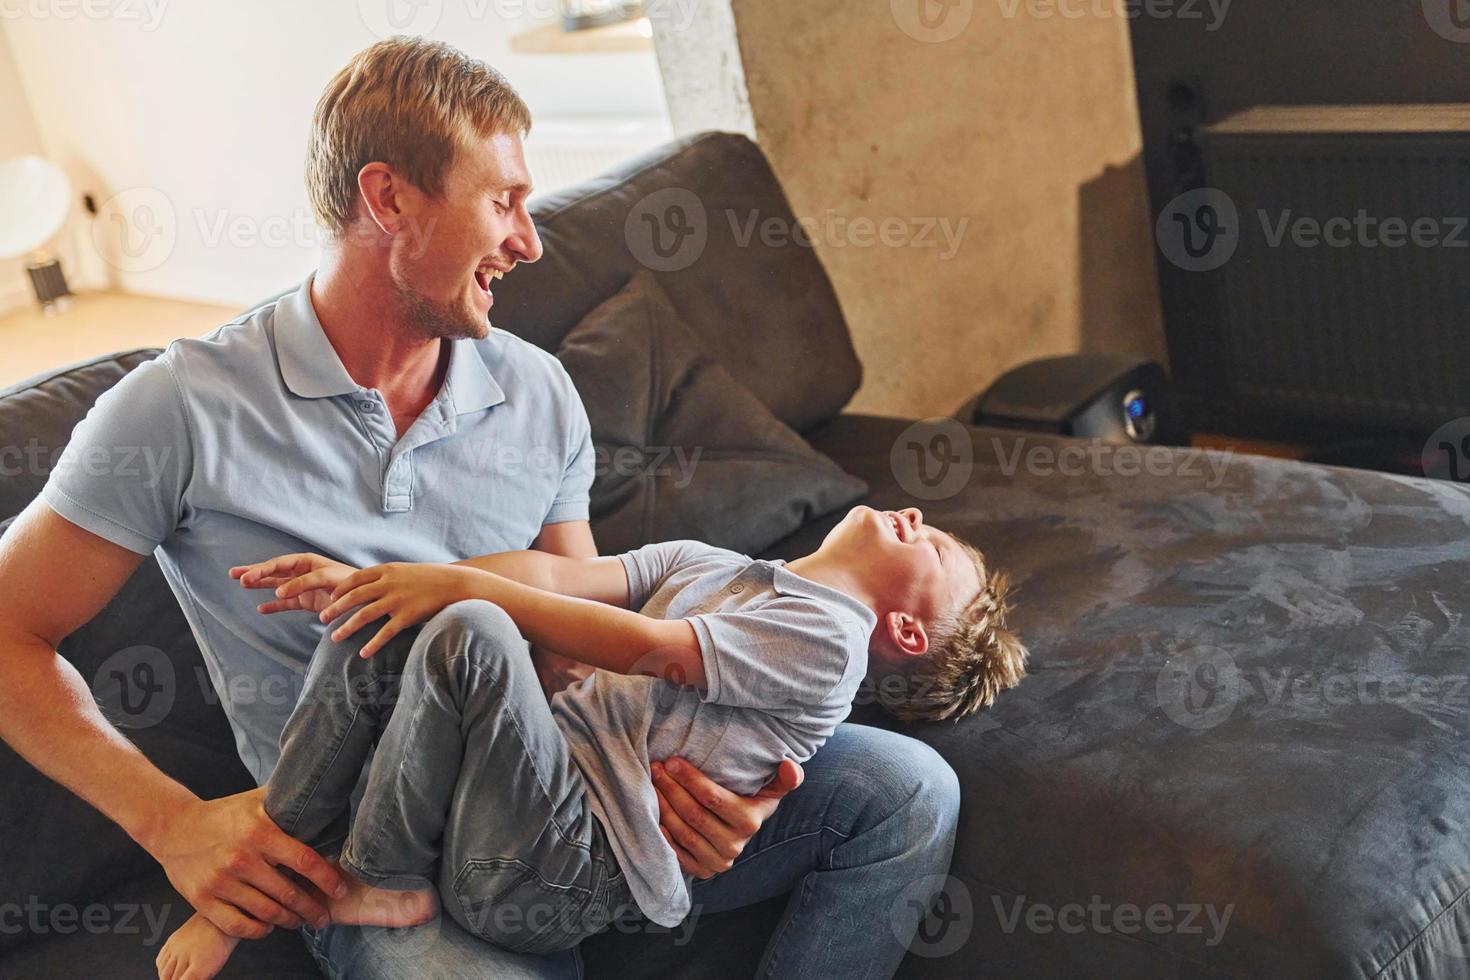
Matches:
[156,506,1026,979]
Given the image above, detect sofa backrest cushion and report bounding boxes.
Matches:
[0,350,162,523]
[491,132,863,433]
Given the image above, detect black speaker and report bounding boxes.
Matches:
[959,353,1185,446]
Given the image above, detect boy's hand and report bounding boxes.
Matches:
[230,553,357,615]
[319,563,479,658]
[651,757,804,878]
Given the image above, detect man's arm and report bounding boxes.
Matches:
[0,502,345,938]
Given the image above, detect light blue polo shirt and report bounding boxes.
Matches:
[42,276,594,782]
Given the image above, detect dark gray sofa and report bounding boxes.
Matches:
[5,132,1470,979]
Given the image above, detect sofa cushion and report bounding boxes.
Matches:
[555,273,867,557]
[0,350,163,523]
[491,132,863,433]
[770,413,1470,979]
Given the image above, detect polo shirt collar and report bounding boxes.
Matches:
[444,336,505,415]
[276,276,361,399]
[275,275,505,414]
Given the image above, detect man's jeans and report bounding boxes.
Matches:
[267,600,634,954]
[285,601,962,980]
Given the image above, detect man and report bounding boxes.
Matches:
[0,37,960,979]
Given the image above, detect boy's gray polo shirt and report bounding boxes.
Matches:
[551,540,876,927]
[41,276,594,782]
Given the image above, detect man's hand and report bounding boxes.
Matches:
[148,786,347,939]
[230,553,357,615]
[651,757,804,878]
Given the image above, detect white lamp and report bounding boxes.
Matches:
[0,155,73,312]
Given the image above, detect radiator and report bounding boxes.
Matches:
[1195,105,1470,433]
[523,116,673,198]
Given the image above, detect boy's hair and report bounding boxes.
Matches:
[307,37,532,234]
[880,537,1028,722]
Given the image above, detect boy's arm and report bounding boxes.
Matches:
[242,545,630,612]
[452,549,632,607]
[318,562,707,689]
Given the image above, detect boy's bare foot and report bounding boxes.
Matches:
[156,912,239,980]
[327,861,438,928]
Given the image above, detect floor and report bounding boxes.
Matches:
[0,292,239,388]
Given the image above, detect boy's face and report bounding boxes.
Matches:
[821,506,982,661]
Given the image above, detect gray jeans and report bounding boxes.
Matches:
[266,599,635,955]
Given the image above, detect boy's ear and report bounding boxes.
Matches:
[885,611,930,659]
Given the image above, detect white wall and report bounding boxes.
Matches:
[0,20,46,315]
[1,0,671,308]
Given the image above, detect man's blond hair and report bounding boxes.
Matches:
[306,37,532,234]
[880,538,1028,723]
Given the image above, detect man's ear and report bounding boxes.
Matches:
[356,162,415,237]
[884,611,930,659]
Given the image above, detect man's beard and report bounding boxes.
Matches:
[395,283,488,341]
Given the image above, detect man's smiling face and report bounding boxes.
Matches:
[391,129,543,340]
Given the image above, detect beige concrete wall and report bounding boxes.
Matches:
[728,0,1166,419]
